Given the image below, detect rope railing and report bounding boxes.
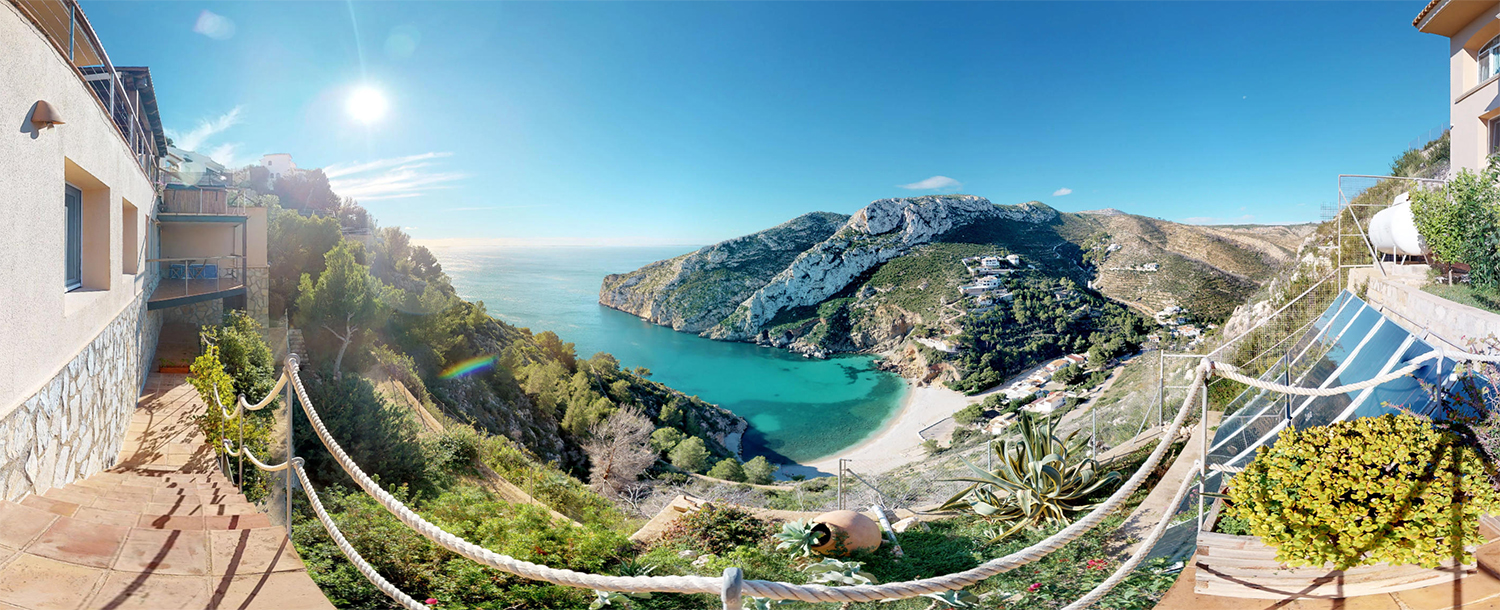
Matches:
[202,341,1500,609]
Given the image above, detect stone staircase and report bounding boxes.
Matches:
[0,374,334,610]
[286,329,307,367]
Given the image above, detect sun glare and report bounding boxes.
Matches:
[346,86,389,123]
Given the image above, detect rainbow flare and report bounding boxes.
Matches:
[438,355,498,379]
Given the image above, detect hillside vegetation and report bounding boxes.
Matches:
[601,194,1307,392]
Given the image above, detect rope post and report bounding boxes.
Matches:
[237,396,244,488]
[285,357,297,537]
[1197,365,1208,531]
[720,567,743,610]
[1158,349,1165,429]
[1091,406,1097,458]
[836,459,846,510]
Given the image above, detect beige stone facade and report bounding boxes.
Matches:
[1416,1,1500,172]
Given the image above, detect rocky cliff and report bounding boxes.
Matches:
[713,196,1058,339]
[600,193,1306,361]
[599,211,848,333]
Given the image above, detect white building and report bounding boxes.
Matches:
[981,256,1002,269]
[975,276,1003,289]
[1005,254,1022,266]
[260,152,297,177]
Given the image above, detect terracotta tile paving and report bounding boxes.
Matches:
[0,373,334,610]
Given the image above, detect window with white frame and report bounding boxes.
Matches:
[65,184,82,291]
[1482,35,1500,82]
[1491,118,1500,158]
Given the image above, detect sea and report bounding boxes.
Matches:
[430,245,907,464]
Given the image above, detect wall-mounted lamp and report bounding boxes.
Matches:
[30,100,64,129]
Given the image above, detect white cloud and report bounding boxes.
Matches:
[167,106,243,152]
[1052,187,1073,197]
[193,10,236,40]
[324,152,451,179]
[206,143,242,168]
[326,152,464,201]
[896,176,961,191]
[444,204,549,212]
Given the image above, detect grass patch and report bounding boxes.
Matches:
[1423,282,1500,314]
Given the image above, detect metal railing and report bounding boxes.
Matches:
[10,0,160,182]
[1337,174,1444,280]
[146,255,246,301]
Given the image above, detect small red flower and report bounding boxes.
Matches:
[425,599,437,606]
[1085,558,1110,571]
[1027,583,1042,592]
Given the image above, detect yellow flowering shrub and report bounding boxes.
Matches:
[1225,414,1500,569]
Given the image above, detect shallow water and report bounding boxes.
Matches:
[432,245,906,462]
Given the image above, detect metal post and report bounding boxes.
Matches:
[237,398,244,487]
[720,567,744,610]
[67,3,75,61]
[1157,350,1165,430]
[285,360,296,536]
[1090,406,1097,458]
[836,459,845,510]
[1283,347,1292,422]
[1198,378,1208,531]
[985,439,992,472]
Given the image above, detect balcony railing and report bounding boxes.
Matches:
[146,255,247,308]
[10,0,161,182]
[159,186,247,216]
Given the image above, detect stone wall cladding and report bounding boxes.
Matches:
[246,266,270,328]
[0,286,161,500]
[1362,273,1500,351]
[164,298,223,326]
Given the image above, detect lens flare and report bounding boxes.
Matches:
[438,355,497,380]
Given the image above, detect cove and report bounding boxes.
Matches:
[430,245,908,463]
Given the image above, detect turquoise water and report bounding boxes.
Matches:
[431,245,907,463]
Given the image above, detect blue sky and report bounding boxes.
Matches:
[87,1,1447,245]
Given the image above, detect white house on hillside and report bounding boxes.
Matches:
[261,152,297,177]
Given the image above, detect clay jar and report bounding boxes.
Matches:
[810,510,882,556]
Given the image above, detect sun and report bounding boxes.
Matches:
[346,86,389,124]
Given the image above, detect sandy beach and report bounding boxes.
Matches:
[779,383,980,479]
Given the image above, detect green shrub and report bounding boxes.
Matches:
[294,484,631,609]
[1411,162,1500,289]
[1225,414,1500,569]
[650,427,686,453]
[669,437,710,473]
[707,458,746,482]
[294,370,428,492]
[952,404,985,426]
[658,505,772,555]
[742,456,776,485]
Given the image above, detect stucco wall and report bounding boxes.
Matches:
[0,1,161,417]
[1447,3,1500,173]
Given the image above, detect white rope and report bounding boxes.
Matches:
[1208,464,1244,474]
[1061,461,1201,610]
[291,458,429,610]
[240,371,288,411]
[1208,352,1436,396]
[220,439,290,472]
[285,361,1213,602]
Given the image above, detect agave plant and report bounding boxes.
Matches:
[801,558,877,586]
[940,412,1120,541]
[773,519,825,557]
[917,590,981,609]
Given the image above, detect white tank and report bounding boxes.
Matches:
[1369,193,1428,257]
